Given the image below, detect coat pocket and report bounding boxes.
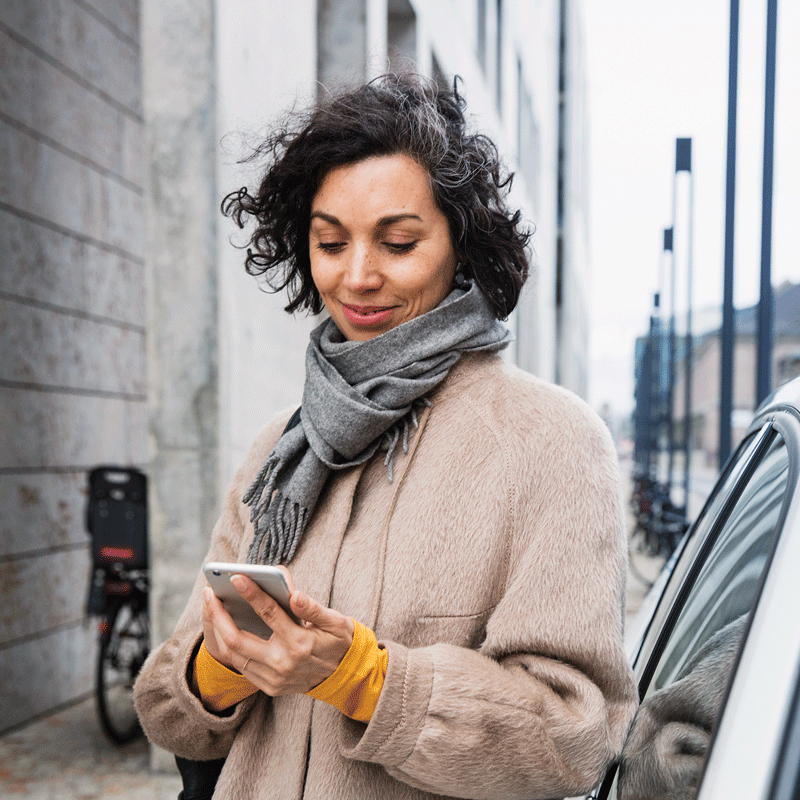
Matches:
[410,607,496,650]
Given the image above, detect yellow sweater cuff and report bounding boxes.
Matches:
[194,640,258,712]
[306,619,388,723]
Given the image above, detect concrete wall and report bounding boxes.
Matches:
[139,0,218,770]
[140,0,218,639]
[0,0,146,733]
[508,0,562,381]
[556,0,590,397]
[216,1,319,486]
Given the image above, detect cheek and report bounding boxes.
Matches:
[309,259,331,296]
[423,250,456,300]
[406,268,453,315]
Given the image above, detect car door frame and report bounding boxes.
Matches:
[583,401,799,800]
[696,404,800,800]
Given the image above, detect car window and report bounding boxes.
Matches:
[609,432,790,800]
[653,435,789,688]
[628,426,771,668]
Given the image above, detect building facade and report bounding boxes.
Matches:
[674,282,800,464]
[0,0,146,733]
[0,0,590,741]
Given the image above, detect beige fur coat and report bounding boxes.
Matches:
[134,352,638,800]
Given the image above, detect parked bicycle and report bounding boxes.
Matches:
[85,466,150,744]
[630,472,689,560]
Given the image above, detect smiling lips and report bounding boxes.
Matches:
[340,303,397,327]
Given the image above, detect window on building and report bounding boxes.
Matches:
[516,58,540,196]
[432,53,449,92]
[777,353,800,386]
[476,0,487,72]
[388,0,417,72]
[495,0,503,112]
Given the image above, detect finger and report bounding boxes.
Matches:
[275,565,296,594]
[201,588,221,655]
[202,586,214,624]
[230,574,298,639]
[275,566,313,626]
[290,591,354,639]
[202,587,235,665]
[203,587,268,672]
[203,586,237,632]
[203,586,247,655]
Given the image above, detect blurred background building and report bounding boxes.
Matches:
[631,279,800,527]
[674,281,800,464]
[0,0,590,744]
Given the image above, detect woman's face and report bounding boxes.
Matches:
[309,154,458,341]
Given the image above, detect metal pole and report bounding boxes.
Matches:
[719,0,739,467]
[653,291,664,482]
[684,166,694,511]
[664,228,676,491]
[676,138,692,511]
[648,303,660,477]
[756,0,778,405]
[668,151,679,505]
[634,336,652,475]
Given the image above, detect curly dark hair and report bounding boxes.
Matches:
[221,74,531,319]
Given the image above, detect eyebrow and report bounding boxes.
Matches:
[309,211,423,227]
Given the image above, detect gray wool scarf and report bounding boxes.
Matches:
[244,282,512,565]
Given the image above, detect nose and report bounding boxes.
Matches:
[342,243,382,294]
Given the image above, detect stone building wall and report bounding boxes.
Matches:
[0,0,146,733]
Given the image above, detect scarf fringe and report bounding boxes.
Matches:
[244,456,307,565]
[246,486,309,565]
[382,399,430,482]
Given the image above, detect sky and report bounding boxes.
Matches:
[582,0,800,415]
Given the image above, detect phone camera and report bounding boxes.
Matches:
[212,570,221,576]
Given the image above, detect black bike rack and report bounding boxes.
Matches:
[85,466,148,614]
[85,465,150,744]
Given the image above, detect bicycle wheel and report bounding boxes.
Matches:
[96,597,149,744]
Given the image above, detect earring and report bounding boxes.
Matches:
[454,269,470,289]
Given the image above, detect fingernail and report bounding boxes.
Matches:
[203,587,213,603]
[230,575,246,591]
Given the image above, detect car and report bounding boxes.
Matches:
[575,375,800,800]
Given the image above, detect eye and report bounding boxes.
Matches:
[316,242,345,253]
[384,241,417,254]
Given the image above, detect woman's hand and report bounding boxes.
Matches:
[201,566,354,696]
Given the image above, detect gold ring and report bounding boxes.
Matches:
[242,657,251,672]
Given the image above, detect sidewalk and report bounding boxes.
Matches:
[626,542,666,628]
[0,698,181,799]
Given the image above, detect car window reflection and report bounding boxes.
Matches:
[619,615,747,800]
[629,428,768,669]
[615,434,789,800]
[654,438,789,689]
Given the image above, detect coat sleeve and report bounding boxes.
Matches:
[336,389,639,799]
[132,413,291,760]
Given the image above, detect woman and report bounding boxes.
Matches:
[134,74,637,800]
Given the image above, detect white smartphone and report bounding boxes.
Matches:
[203,562,300,638]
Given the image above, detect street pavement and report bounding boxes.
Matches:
[0,463,678,799]
[626,542,666,629]
[0,698,182,799]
